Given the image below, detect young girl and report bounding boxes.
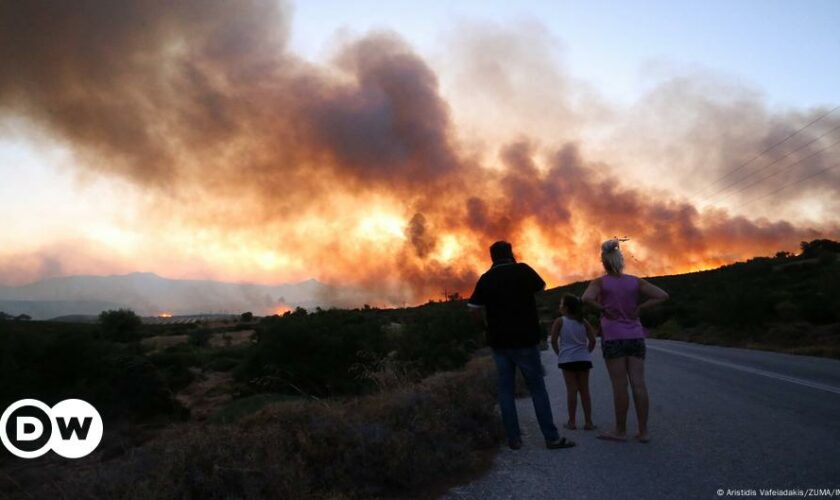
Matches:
[550,293,597,430]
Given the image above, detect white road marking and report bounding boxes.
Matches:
[647,344,840,396]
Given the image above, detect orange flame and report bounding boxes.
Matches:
[272,305,292,316]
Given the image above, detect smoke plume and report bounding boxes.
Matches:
[0,1,837,304]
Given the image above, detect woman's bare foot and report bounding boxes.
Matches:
[583,423,597,431]
[563,422,577,430]
[635,433,651,443]
[597,430,627,442]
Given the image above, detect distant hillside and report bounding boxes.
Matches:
[0,272,363,320]
[0,300,123,320]
[540,239,840,358]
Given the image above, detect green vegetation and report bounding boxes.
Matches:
[99,308,142,341]
[541,239,840,358]
[0,299,492,498]
[187,328,211,347]
[237,301,483,398]
[19,356,500,499]
[0,321,182,420]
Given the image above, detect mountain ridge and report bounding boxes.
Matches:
[0,272,337,319]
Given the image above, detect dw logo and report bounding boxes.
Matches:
[0,399,103,459]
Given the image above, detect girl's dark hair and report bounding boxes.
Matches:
[561,293,583,318]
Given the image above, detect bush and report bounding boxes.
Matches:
[799,293,836,325]
[650,319,682,340]
[237,309,388,397]
[188,329,211,347]
[818,251,837,266]
[237,302,483,398]
[0,323,182,420]
[32,356,501,499]
[391,303,483,375]
[99,308,142,342]
[148,348,199,392]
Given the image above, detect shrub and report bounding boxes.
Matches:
[818,251,837,266]
[799,293,835,325]
[237,309,387,397]
[391,303,483,375]
[774,301,799,321]
[148,348,199,392]
[650,319,682,340]
[188,329,211,347]
[20,356,502,499]
[99,308,142,342]
[237,302,483,398]
[0,324,181,420]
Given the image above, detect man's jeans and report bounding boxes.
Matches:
[492,346,560,444]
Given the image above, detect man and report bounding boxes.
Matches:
[468,241,574,450]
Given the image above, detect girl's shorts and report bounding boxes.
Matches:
[601,338,646,359]
[558,361,593,372]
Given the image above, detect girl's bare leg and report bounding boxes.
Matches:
[577,370,594,428]
[561,369,578,428]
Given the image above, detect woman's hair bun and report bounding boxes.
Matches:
[601,238,621,254]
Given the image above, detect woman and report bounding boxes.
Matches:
[582,239,668,443]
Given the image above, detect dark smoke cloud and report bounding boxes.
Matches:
[406,213,436,258]
[0,1,837,302]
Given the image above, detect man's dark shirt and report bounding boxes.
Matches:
[467,261,546,349]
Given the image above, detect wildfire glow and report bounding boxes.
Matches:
[0,0,836,308]
[431,234,464,263]
[254,250,296,271]
[356,212,406,242]
[272,304,292,316]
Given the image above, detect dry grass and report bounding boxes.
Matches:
[18,356,502,499]
[141,330,253,353]
[141,334,189,352]
[208,330,255,348]
[174,371,235,421]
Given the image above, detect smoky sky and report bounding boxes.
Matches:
[0,0,837,302]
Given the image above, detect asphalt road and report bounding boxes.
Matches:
[444,339,840,499]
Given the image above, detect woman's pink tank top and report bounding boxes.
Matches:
[599,274,646,341]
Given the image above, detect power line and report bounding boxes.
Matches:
[711,135,840,205]
[653,131,840,225]
[698,121,840,205]
[733,161,840,211]
[622,106,840,228]
[695,104,840,198]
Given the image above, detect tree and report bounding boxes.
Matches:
[800,239,840,258]
[188,329,210,347]
[240,311,254,322]
[99,309,142,341]
[800,240,811,256]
